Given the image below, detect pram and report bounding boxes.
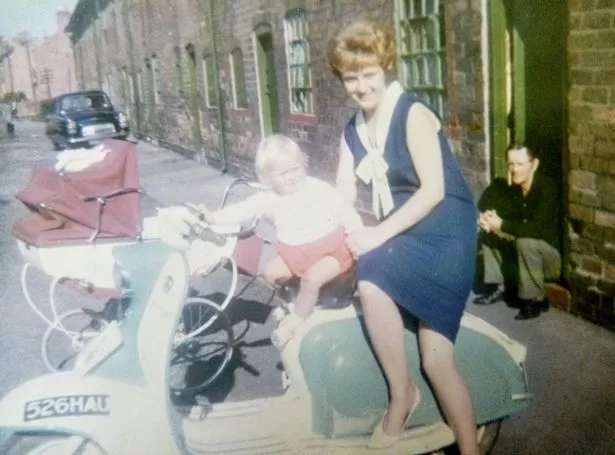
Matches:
[11,139,254,393]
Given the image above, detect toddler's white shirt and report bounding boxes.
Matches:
[216,177,362,245]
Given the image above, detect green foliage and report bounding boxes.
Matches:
[39,98,53,114]
[2,91,27,102]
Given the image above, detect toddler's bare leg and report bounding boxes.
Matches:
[263,256,293,287]
[295,256,341,319]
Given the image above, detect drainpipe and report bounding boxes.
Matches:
[92,0,103,87]
[123,0,141,134]
[204,0,228,173]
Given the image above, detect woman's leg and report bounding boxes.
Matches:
[358,280,418,435]
[419,325,479,455]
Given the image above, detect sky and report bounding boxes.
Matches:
[0,0,79,40]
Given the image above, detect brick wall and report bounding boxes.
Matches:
[567,0,615,328]
[446,0,489,199]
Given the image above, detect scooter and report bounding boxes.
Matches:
[0,235,531,455]
[0,141,531,453]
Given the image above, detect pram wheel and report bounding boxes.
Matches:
[41,309,109,372]
[169,297,234,397]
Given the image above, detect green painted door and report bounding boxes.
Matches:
[488,0,566,182]
[255,27,280,135]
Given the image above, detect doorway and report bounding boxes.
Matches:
[488,0,568,253]
[254,24,280,136]
[488,0,567,181]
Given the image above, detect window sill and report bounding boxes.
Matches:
[231,107,250,117]
[285,113,318,126]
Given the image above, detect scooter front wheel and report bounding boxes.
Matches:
[5,434,103,455]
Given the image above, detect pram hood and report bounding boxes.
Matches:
[13,139,142,246]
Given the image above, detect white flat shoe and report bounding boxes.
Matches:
[367,385,422,450]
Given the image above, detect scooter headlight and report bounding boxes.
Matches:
[66,119,77,135]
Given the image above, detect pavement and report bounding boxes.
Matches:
[1,120,615,454]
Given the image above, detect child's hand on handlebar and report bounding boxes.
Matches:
[184,203,216,224]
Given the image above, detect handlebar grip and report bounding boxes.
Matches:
[192,224,227,247]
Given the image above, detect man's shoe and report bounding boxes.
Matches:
[473,285,505,305]
[514,299,549,320]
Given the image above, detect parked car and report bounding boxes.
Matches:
[45,90,129,150]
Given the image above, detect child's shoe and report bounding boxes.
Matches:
[271,303,295,323]
[271,312,304,349]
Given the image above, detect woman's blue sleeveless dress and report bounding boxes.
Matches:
[344,94,478,342]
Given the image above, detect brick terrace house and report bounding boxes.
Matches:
[66,0,615,330]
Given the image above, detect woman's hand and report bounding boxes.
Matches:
[345,226,387,258]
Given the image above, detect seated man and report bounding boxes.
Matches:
[474,143,562,320]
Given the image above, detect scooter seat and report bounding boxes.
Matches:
[278,266,357,309]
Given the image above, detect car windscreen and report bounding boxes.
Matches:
[60,93,112,112]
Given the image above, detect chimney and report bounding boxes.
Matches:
[57,8,71,33]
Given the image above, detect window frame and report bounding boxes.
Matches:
[396,0,447,120]
[202,55,218,108]
[283,8,313,115]
[229,47,248,109]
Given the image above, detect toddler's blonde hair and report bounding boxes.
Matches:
[254,134,307,184]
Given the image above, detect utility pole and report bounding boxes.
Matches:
[16,32,37,103]
[40,68,53,98]
[0,37,15,94]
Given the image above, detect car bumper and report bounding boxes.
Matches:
[67,130,128,144]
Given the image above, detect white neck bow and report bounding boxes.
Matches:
[354,81,404,219]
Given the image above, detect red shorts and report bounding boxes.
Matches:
[275,227,353,277]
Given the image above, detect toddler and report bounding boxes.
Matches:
[194,134,362,348]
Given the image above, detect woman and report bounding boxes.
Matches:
[327,18,480,453]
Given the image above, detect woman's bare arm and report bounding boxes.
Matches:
[376,103,445,241]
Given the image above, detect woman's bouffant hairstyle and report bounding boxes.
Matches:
[254,134,307,185]
[327,17,397,80]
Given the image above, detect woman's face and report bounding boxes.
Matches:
[340,64,387,114]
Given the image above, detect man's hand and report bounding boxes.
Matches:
[480,210,503,233]
[345,226,386,258]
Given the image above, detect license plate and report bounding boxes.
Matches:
[24,395,110,421]
[83,124,114,136]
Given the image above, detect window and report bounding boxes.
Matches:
[397,0,447,118]
[202,55,217,107]
[284,9,312,114]
[136,70,144,103]
[229,47,248,108]
[173,47,183,95]
[128,72,135,104]
[121,68,130,105]
[147,55,161,104]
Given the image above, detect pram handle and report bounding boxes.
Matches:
[83,187,144,203]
